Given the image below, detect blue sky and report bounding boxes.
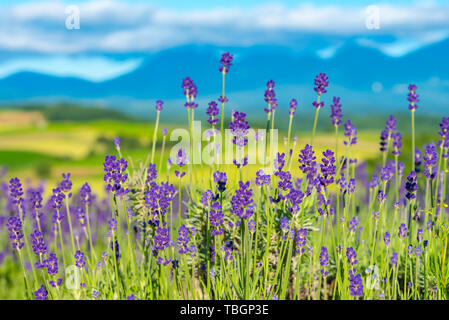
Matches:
[1,0,448,81]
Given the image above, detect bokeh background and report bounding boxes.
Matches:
[0,0,448,189]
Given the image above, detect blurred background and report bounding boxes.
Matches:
[0,0,447,188]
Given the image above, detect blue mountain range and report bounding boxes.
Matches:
[0,39,448,117]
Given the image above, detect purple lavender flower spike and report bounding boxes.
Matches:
[424,144,438,179]
[230,181,255,220]
[407,84,419,111]
[34,285,48,300]
[289,99,298,117]
[405,171,418,200]
[229,111,250,147]
[314,73,329,96]
[206,101,219,126]
[7,216,25,250]
[392,132,402,156]
[113,137,121,151]
[155,100,163,112]
[219,52,233,74]
[349,269,363,297]
[344,120,357,146]
[330,96,342,126]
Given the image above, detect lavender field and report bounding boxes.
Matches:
[0,51,448,301]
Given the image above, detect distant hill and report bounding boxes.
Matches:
[1,104,138,122]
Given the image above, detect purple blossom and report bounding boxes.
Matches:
[7,216,24,250]
[223,241,235,261]
[229,111,250,147]
[209,202,224,236]
[113,137,121,150]
[206,101,219,126]
[398,223,407,239]
[298,144,317,180]
[314,73,329,96]
[155,100,163,112]
[379,129,388,152]
[289,99,298,117]
[219,52,233,73]
[103,155,129,196]
[9,177,23,205]
[330,96,343,126]
[344,120,357,146]
[255,169,270,186]
[230,181,255,220]
[79,183,92,205]
[392,132,402,156]
[30,230,47,257]
[44,253,58,275]
[346,247,358,265]
[384,232,391,246]
[319,246,329,277]
[34,285,48,300]
[75,250,86,269]
[385,115,397,133]
[214,171,227,192]
[424,144,438,179]
[349,269,363,297]
[391,252,398,267]
[318,149,336,187]
[405,171,418,200]
[407,84,419,111]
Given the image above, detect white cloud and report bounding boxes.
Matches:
[0,56,143,81]
[0,1,448,55]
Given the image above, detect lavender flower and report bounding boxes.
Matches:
[9,177,23,205]
[206,101,219,126]
[223,241,235,261]
[214,171,227,192]
[103,155,129,196]
[34,285,48,300]
[314,73,329,96]
[384,232,391,247]
[385,115,397,133]
[392,132,402,156]
[155,100,163,112]
[30,230,47,257]
[344,120,357,146]
[79,183,92,205]
[391,252,398,267]
[379,129,388,152]
[60,173,72,196]
[407,84,419,111]
[44,253,58,275]
[219,52,233,73]
[255,169,270,186]
[229,111,250,147]
[298,144,317,180]
[405,171,418,200]
[398,223,407,239]
[7,216,24,250]
[75,250,86,269]
[318,149,336,187]
[330,96,343,126]
[113,137,121,151]
[424,144,438,179]
[230,181,255,220]
[319,246,329,277]
[209,202,224,236]
[349,269,363,297]
[346,247,358,266]
[289,99,298,117]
